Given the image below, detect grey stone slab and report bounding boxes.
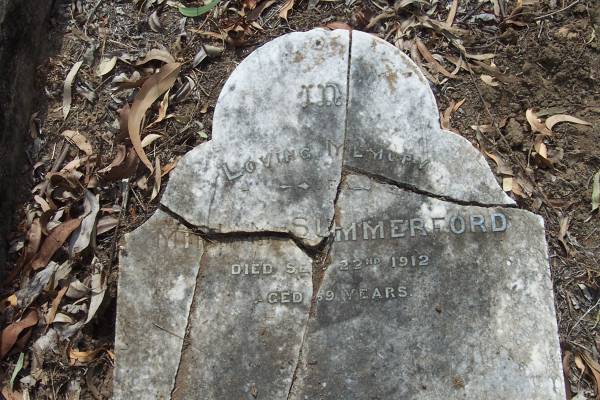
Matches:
[162,29,350,246]
[289,174,564,400]
[114,29,565,400]
[171,238,313,400]
[346,31,513,206]
[113,210,204,400]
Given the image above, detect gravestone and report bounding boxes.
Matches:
[113,29,565,399]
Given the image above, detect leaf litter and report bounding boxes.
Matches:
[3,0,599,397]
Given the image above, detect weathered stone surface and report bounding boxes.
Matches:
[162,29,349,246]
[172,239,312,400]
[346,31,513,206]
[114,210,204,400]
[289,174,564,400]
[115,29,564,400]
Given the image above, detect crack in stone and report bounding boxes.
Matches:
[344,165,517,209]
[286,29,354,400]
[169,243,210,400]
[158,203,326,259]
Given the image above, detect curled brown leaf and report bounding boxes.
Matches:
[135,49,176,65]
[415,38,456,78]
[100,147,139,182]
[545,114,592,131]
[30,219,82,270]
[1,310,38,359]
[526,109,552,136]
[128,63,181,171]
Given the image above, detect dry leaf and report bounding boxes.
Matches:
[470,124,496,133]
[483,150,513,176]
[95,57,117,77]
[69,348,100,365]
[592,170,600,212]
[150,157,162,201]
[113,72,147,90]
[15,263,59,309]
[63,61,83,120]
[558,216,570,252]
[135,48,176,65]
[47,286,68,327]
[464,53,495,61]
[149,10,162,32]
[526,109,552,136]
[146,89,170,128]
[141,134,163,148]
[1,387,23,400]
[511,177,530,198]
[247,0,276,20]
[100,147,139,182]
[161,157,180,177]
[86,259,106,323]
[446,0,459,26]
[502,176,513,192]
[575,354,586,372]
[192,46,207,68]
[69,191,100,255]
[66,280,89,299]
[415,38,456,78]
[98,145,126,174]
[62,156,90,172]
[21,219,42,267]
[137,174,148,190]
[129,63,181,171]
[481,74,500,87]
[62,130,93,155]
[117,104,130,140]
[204,45,224,57]
[279,0,294,20]
[580,352,600,400]
[441,99,465,131]
[30,219,82,270]
[533,135,553,168]
[545,114,592,131]
[96,216,119,235]
[1,310,38,359]
[53,313,74,324]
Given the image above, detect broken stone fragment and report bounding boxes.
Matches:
[162,29,349,246]
[289,174,564,400]
[346,31,513,206]
[113,210,204,400]
[171,239,312,400]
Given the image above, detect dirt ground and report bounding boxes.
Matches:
[1,0,599,398]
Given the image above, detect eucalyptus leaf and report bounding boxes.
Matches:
[179,0,219,17]
[10,352,24,390]
[592,170,600,212]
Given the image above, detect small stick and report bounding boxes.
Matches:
[534,0,579,20]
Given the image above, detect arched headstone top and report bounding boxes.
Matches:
[161,29,512,246]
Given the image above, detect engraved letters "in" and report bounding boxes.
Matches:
[301,83,344,108]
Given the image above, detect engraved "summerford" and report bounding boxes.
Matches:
[291,212,508,242]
